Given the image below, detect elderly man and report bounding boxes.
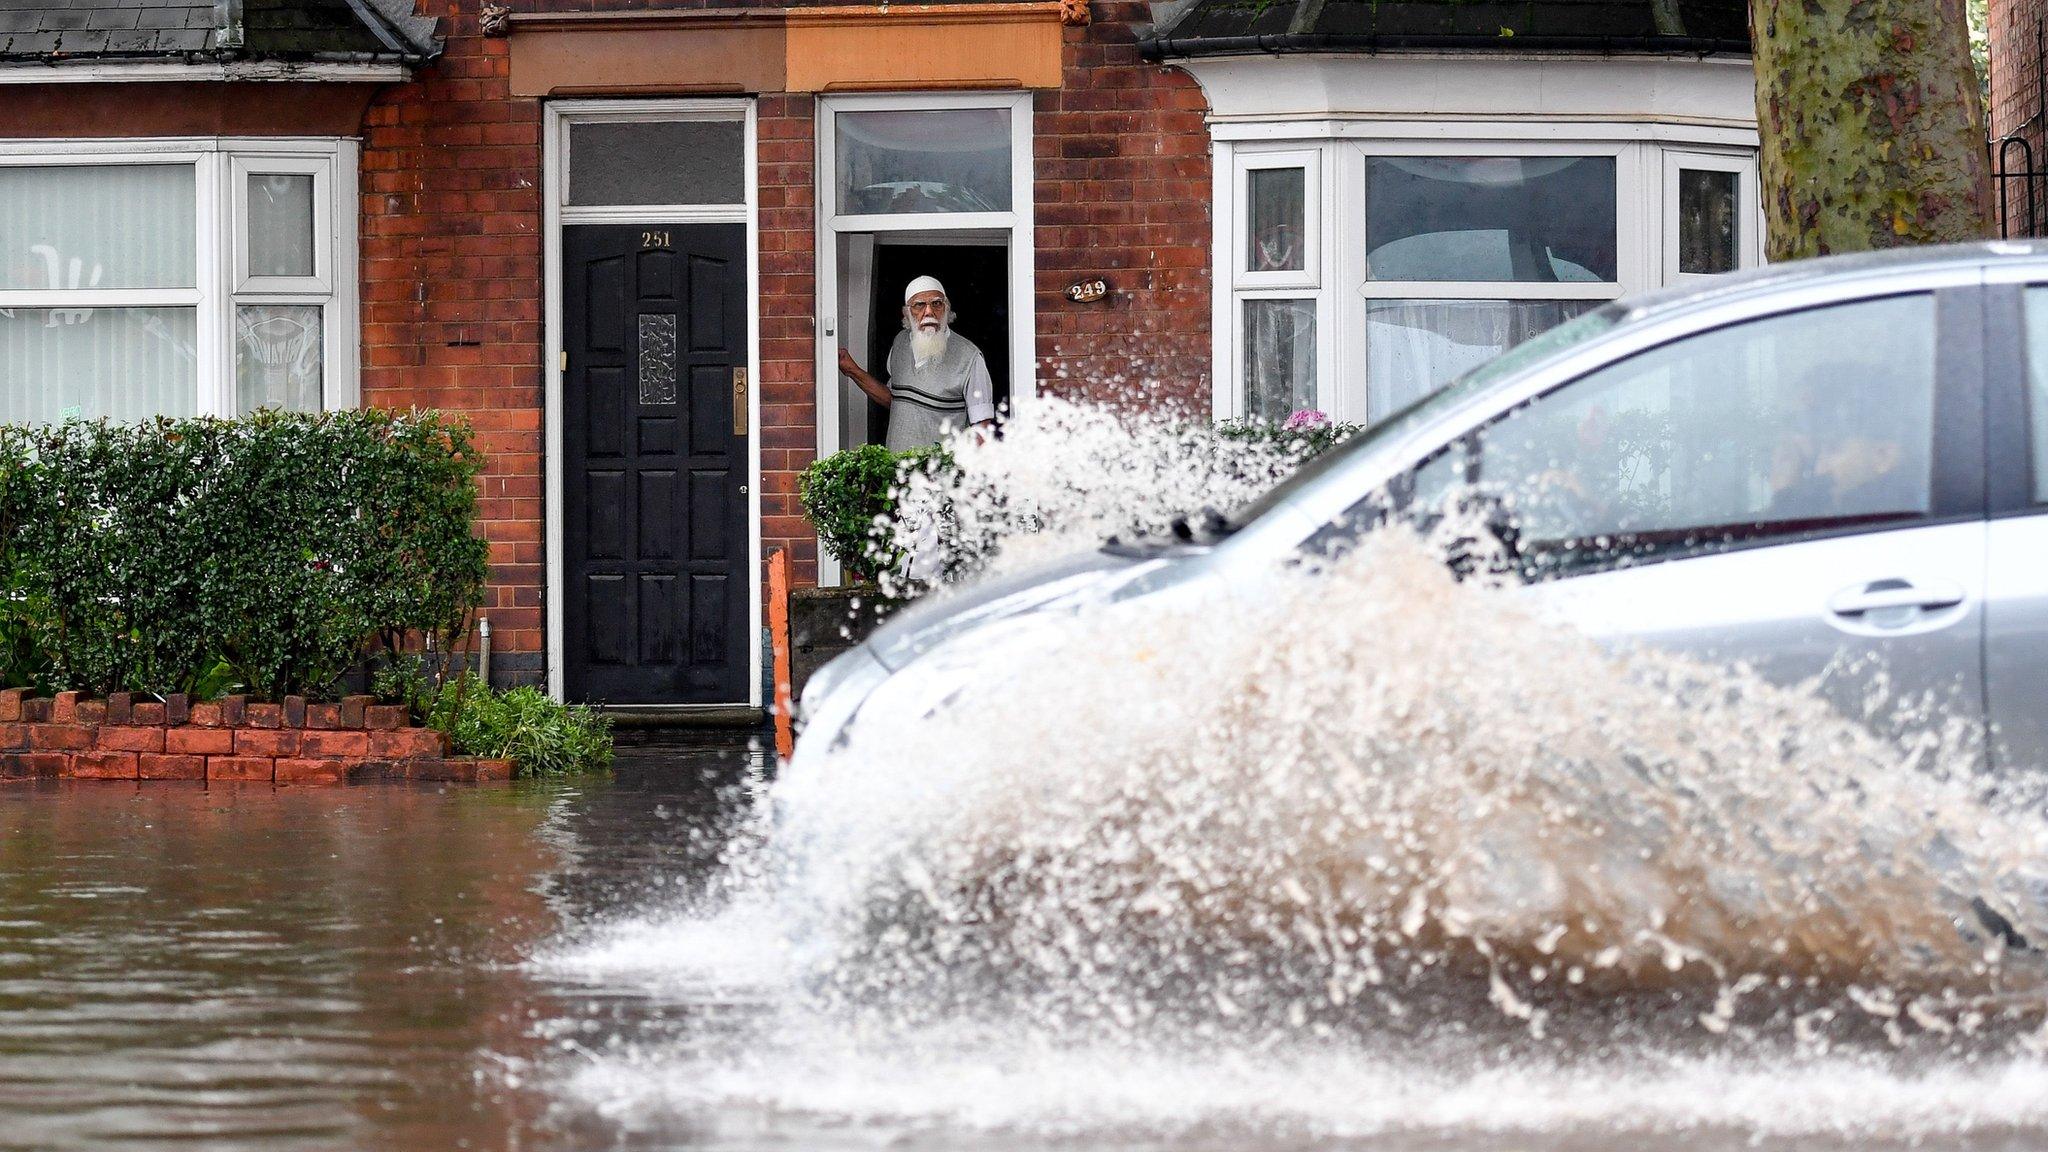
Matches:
[837,276,996,450]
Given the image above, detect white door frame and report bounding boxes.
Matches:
[543,97,762,707]
[813,90,1036,586]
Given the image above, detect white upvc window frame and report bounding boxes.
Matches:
[1234,147,1322,291]
[1211,123,1760,425]
[1225,145,1334,422]
[232,153,336,294]
[0,136,359,418]
[1660,147,1762,285]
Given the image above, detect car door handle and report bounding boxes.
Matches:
[1827,579,1966,616]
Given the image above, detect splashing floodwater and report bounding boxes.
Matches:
[545,404,2048,1147]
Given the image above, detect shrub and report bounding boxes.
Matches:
[1214,413,1362,461]
[798,443,951,579]
[0,410,488,699]
[407,673,613,778]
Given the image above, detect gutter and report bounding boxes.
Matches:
[1139,32,1751,61]
[0,56,418,82]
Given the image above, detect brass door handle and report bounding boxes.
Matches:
[732,367,748,435]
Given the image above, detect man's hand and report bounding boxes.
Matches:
[838,348,891,408]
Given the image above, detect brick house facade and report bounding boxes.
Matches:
[353,0,1212,688]
[1,0,1759,712]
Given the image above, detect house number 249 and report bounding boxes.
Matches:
[640,231,671,249]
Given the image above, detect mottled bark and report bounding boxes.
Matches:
[1751,0,1995,260]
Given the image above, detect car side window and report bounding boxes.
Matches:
[2023,288,2048,504]
[1471,293,1939,577]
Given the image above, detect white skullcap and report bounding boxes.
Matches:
[903,275,946,302]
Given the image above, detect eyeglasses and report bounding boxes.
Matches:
[907,298,948,315]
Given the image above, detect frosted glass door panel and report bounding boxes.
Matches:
[236,305,323,413]
[836,109,1011,214]
[0,307,198,423]
[247,173,316,278]
[568,120,745,206]
[0,165,196,289]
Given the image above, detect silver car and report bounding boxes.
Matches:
[796,242,2048,774]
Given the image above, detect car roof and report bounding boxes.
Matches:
[1615,239,2048,326]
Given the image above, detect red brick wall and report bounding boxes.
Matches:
[1993,0,2044,143]
[757,94,822,587]
[355,1,1213,687]
[1993,0,2048,233]
[359,7,547,679]
[1035,4,1212,415]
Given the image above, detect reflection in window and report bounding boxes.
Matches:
[1678,168,1739,275]
[236,305,322,413]
[1365,298,1598,419]
[836,108,1012,215]
[247,173,315,278]
[1244,299,1317,423]
[1247,167,1306,272]
[0,307,199,424]
[1366,156,1617,282]
[1473,294,1937,570]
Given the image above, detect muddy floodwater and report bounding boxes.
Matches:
[2,747,2046,1152]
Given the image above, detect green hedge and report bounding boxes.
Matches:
[798,443,951,579]
[0,410,489,700]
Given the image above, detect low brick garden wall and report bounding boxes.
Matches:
[0,689,511,784]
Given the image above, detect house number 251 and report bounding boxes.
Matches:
[640,231,671,249]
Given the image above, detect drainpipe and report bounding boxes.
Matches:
[477,617,492,688]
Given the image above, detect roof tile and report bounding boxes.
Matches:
[0,0,441,64]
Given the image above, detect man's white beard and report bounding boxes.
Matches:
[909,320,951,366]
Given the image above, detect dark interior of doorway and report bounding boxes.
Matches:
[865,243,1009,444]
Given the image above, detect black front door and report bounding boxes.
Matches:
[563,223,748,705]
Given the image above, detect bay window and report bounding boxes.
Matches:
[0,140,356,426]
[1219,132,1758,426]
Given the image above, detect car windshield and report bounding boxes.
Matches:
[1221,304,1628,531]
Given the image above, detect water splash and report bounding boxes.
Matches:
[879,397,1322,592]
[788,532,2048,1044]
[543,402,2048,1143]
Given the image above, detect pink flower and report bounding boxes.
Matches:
[1283,409,1331,430]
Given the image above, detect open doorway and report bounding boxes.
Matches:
[860,241,1011,444]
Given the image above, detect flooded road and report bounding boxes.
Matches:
[0,750,759,1151]
[2,743,2046,1151]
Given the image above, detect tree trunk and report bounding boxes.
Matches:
[1751,0,1995,260]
